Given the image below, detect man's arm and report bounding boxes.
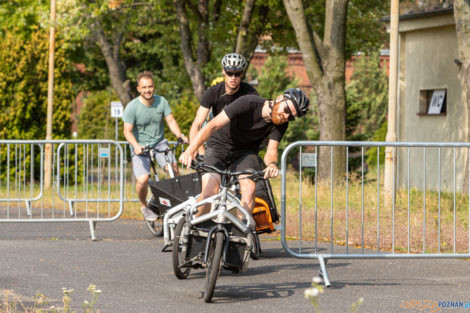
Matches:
[263,139,280,179]
[123,122,144,155]
[189,106,210,154]
[179,111,230,167]
[165,113,188,143]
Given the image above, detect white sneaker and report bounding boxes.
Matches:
[141,207,158,222]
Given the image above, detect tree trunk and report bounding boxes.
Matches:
[94,23,132,105]
[236,3,269,63]
[454,0,470,192]
[173,0,208,101]
[283,0,348,182]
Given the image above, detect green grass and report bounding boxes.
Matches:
[1,166,469,254]
[269,167,470,254]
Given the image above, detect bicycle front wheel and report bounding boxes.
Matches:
[203,231,224,303]
[172,218,191,279]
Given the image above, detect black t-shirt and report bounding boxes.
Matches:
[207,95,288,152]
[201,82,258,117]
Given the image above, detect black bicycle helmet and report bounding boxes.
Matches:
[221,53,247,72]
[283,88,310,117]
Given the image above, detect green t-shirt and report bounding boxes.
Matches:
[122,95,172,147]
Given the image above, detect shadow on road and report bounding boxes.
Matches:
[203,281,312,303]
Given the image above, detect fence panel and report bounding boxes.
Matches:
[280,141,470,286]
[0,140,124,240]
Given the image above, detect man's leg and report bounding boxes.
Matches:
[136,174,150,209]
[238,177,256,219]
[232,151,263,221]
[195,172,220,217]
[132,153,158,221]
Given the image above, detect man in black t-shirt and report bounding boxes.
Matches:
[189,53,258,155]
[180,88,310,219]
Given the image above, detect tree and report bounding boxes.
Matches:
[453,0,470,190]
[0,30,73,140]
[57,0,158,105]
[282,0,387,182]
[346,51,388,141]
[172,0,274,101]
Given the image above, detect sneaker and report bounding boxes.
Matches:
[141,206,158,222]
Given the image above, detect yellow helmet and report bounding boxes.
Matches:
[211,77,224,86]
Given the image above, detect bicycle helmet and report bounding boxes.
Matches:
[221,53,247,72]
[283,88,310,117]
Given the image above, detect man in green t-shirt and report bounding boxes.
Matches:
[123,70,188,221]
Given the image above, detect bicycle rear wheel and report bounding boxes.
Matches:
[144,217,164,237]
[172,218,191,279]
[203,231,224,303]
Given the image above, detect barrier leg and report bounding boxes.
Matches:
[25,200,32,216]
[68,200,74,216]
[89,220,97,241]
[318,255,331,287]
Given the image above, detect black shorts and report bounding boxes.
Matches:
[203,148,264,173]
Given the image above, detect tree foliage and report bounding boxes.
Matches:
[346,51,388,141]
[0,0,49,38]
[0,29,73,139]
[77,89,123,140]
[248,55,299,99]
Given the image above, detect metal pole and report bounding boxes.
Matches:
[115,118,118,141]
[44,0,56,189]
[384,0,399,206]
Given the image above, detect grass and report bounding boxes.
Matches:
[269,166,470,254]
[0,284,101,313]
[1,166,469,254]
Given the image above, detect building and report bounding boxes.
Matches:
[387,6,466,191]
[250,48,389,92]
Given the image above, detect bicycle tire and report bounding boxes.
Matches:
[172,218,191,279]
[144,217,164,237]
[203,231,224,303]
[250,231,260,260]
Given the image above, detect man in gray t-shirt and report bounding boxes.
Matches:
[123,70,188,221]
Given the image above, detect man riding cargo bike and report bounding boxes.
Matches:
[178,88,310,302]
[123,70,188,225]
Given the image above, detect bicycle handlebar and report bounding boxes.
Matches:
[142,137,185,154]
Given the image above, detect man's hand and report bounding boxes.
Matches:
[134,145,145,155]
[264,163,279,179]
[179,149,196,169]
[179,135,189,145]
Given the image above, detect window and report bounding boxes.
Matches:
[418,89,447,116]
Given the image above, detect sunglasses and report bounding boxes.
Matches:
[282,101,296,121]
[225,71,242,77]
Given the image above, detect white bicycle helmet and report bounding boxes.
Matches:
[221,53,247,72]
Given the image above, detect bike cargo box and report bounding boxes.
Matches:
[148,172,202,209]
[187,220,247,269]
[255,176,279,224]
[252,197,275,233]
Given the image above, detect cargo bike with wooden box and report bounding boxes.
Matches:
[170,159,279,303]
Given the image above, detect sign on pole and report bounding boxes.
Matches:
[110,101,123,118]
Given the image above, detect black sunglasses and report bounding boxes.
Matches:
[225,71,242,77]
[282,101,295,121]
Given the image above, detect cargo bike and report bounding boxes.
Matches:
[165,159,279,303]
[142,138,187,236]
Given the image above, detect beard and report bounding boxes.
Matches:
[141,93,153,101]
[271,102,283,125]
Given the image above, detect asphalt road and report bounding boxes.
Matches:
[1,219,469,313]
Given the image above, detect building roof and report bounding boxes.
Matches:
[382,5,453,23]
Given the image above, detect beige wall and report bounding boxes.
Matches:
[396,15,468,192]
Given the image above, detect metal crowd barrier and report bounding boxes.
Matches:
[280,141,470,286]
[56,141,186,207]
[0,140,124,240]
